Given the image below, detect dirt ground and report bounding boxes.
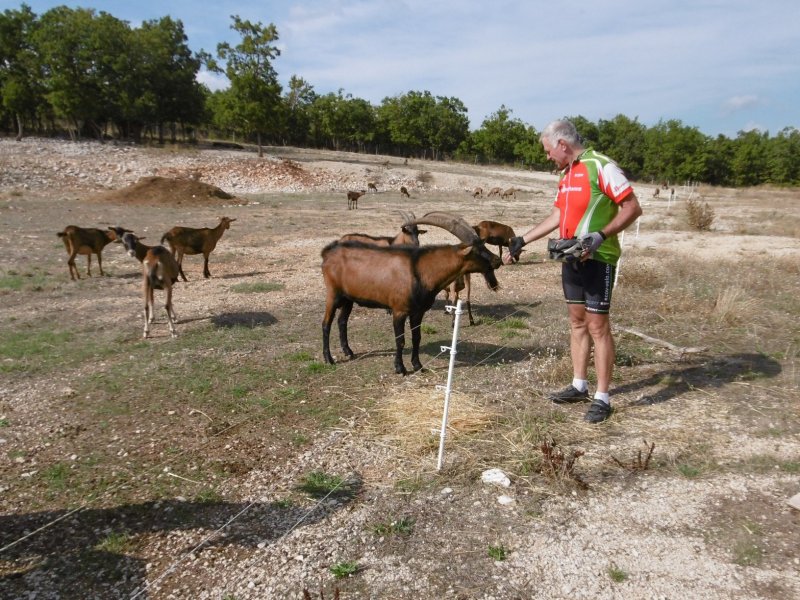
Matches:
[0,138,799,599]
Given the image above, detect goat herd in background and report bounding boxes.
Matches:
[57,216,235,339]
[57,190,520,374]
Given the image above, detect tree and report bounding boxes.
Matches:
[731,129,769,187]
[33,6,131,139]
[466,106,529,164]
[213,16,282,156]
[283,75,316,146]
[596,114,646,179]
[766,127,800,185]
[132,17,205,143]
[0,4,44,139]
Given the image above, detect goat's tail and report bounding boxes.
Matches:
[160,232,169,245]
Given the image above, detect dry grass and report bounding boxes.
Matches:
[368,386,499,455]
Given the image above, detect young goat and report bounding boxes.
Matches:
[501,187,517,199]
[473,220,521,262]
[121,232,180,338]
[339,211,426,247]
[57,225,129,280]
[441,219,520,326]
[487,186,502,197]
[322,212,502,375]
[400,186,410,198]
[347,190,366,210]
[443,273,475,325]
[160,216,235,281]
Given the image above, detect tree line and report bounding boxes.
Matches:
[1,4,798,187]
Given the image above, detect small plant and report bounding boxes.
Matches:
[608,564,628,582]
[686,197,715,230]
[296,471,347,498]
[330,560,359,579]
[677,463,701,478]
[539,438,586,487]
[373,517,415,536]
[0,417,9,427]
[305,362,334,374]
[95,531,132,553]
[195,488,223,504]
[421,323,437,334]
[43,463,69,490]
[610,440,656,471]
[487,544,508,561]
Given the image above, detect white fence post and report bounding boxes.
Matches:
[437,300,463,471]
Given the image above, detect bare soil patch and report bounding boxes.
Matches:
[0,137,798,600]
[91,175,243,206]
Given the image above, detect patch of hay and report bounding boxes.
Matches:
[90,176,246,206]
[370,386,499,454]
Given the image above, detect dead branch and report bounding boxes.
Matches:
[610,440,656,471]
[615,326,707,355]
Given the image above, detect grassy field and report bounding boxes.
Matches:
[1,153,799,598]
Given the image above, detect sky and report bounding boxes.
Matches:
[8,0,800,138]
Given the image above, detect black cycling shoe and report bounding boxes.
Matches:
[547,385,590,404]
[584,399,612,423]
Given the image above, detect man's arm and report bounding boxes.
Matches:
[599,193,642,238]
[504,207,561,264]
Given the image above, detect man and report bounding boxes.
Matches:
[505,119,642,423]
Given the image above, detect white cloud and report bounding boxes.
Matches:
[723,95,761,113]
[196,70,229,92]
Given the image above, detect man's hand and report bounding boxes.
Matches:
[579,231,606,255]
[508,236,526,261]
[503,236,525,265]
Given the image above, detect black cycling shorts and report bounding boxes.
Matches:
[561,259,616,314]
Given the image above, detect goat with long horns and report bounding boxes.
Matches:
[321,211,502,374]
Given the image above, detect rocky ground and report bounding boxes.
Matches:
[0,137,799,600]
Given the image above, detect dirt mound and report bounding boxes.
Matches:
[91,175,246,206]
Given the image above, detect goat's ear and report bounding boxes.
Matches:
[458,245,473,257]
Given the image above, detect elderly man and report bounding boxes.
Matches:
[506,119,642,423]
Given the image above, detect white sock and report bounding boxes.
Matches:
[594,392,610,405]
[572,378,588,393]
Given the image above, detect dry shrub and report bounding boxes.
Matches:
[370,387,498,454]
[713,287,759,325]
[686,197,715,231]
[416,170,434,185]
[617,260,664,290]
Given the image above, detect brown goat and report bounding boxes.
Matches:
[473,220,520,262]
[487,186,502,197]
[472,187,483,198]
[119,231,179,338]
[142,246,180,339]
[322,212,501,374]
[160,216,235,281]
[400,186,411,198]
[443,273,474,326]
[367,182,378,193]
[57,225,128,280]
[501,187,516,199]
[339,212,426,247]
[347,190,366,209]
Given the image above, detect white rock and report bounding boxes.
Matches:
[481,468,511,487]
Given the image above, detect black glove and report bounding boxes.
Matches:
[508,236,526,259]
[579,231,606,254]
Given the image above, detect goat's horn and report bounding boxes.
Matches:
[397,210,416,225]
[412,211,480,244]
